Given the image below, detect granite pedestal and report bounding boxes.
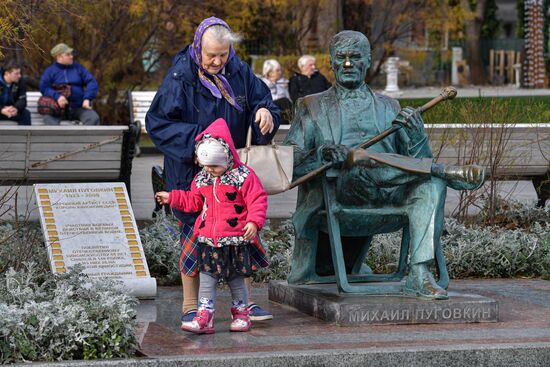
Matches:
[269,280,498,326]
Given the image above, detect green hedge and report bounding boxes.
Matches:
[398,96,550,124]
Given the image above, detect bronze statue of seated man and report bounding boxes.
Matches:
[283,30,484,300]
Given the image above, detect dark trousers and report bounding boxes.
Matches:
[1,108,31,125]
[43,108,100,125]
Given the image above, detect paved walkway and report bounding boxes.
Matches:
[137,280,550,366]
[386,85,550,99]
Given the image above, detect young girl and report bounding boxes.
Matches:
[155,118,268,334]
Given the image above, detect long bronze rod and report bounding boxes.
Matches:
[286,86,457,190]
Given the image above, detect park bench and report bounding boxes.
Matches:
[0,123,140,198]
[426,123,550,207]
[0,91,76,126]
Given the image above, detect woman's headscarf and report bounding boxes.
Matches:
[189,17,243,112]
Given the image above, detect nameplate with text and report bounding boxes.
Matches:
[34,183,156,298]
[268,281,498,325]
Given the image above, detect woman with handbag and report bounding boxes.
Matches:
[38,43,100,125]
[146,17,280,325]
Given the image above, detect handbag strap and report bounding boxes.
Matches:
[246,125,276,148]
[246,126,253,148]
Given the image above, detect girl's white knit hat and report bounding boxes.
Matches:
[196,138,229,168]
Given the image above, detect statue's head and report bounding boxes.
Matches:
[330,31,371,89]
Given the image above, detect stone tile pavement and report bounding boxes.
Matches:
[129,279,550,366]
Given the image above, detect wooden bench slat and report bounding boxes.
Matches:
[432,149,550,160]
[2,171,121,180]
[1,143,122,153]
[1,170,26,180]
[428,134,550,143]
[0,136,124,145]
[0,125,128,132]
[23,170,121,180]
[0,160,122,170]
[490,167,549,176]
[3,151,122,161]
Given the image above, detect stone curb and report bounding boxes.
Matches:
[15,342,550,367]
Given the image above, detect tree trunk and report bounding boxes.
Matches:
[461,0,488,85]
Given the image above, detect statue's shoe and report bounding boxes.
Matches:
[404,271,448,300]
[434,164,485,191]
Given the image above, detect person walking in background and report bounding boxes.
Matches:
[39,43,100,125]
[261,59,292,124]
[289,54,331,103]
[146,17,279,326]
[155,118,269,334]
[0,60,31,125]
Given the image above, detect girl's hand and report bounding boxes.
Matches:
[243,222,258,240]
[155,191,170,205]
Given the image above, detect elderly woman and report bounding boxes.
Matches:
[146,17,280,325]
[261,59,292,124]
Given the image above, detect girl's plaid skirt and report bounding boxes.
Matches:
[179,222,269,276]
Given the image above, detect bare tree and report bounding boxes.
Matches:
[460,0,488,85]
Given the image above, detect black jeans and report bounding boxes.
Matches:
[1,108,31,125]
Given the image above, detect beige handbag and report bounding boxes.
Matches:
[237,126,293,195]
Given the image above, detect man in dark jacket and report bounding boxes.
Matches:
[0,61,30,125]
[146,17,280,324]
[289,55,332,103]
[39,43,100,125]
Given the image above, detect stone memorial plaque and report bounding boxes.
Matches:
[34,183,156,298]
[269,281,498,326]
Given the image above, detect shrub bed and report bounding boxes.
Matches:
[0,265,138,364]
[139,199,550,284]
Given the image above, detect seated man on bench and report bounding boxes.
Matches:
[39,43,100,125]
[284,31,484,299]
[0,60,31,125]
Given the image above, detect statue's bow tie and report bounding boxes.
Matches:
[342,89,368,99]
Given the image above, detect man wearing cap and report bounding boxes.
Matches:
[39,43,100,125]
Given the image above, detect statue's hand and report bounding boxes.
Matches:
[318,144,350,168]
[393,106,426,142]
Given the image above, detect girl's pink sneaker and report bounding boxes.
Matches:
[230,305,251,332]
[181,308,215,334]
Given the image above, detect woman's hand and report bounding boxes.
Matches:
[255,107,274,135]
[243,222,258,240]
[155,191,170,205]
[57,96,69,108]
